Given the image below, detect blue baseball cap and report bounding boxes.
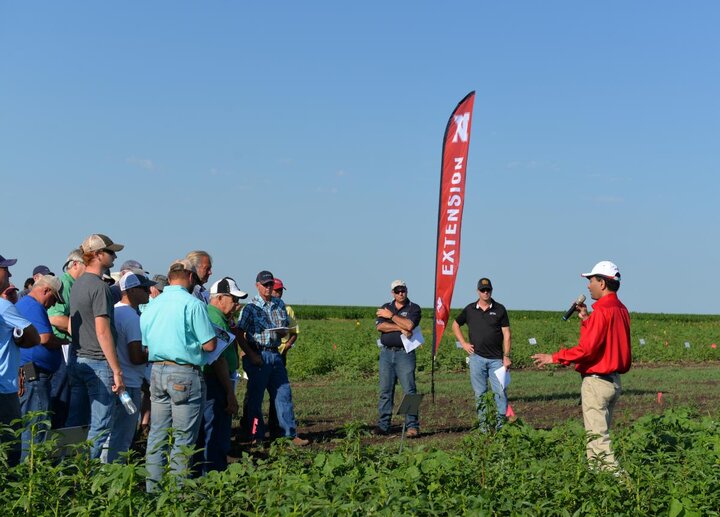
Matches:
[33,265,53,276]
[256,270,274,284]
[0,255,17,268]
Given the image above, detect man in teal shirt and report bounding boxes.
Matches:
[141,259,216,491]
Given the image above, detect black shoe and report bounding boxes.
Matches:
[372,426,389,436]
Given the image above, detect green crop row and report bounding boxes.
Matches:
[3,408,718,515]
[284,307,720,379]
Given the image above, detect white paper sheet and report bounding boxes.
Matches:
[401,327,425,353]
[263,325,298,333]
[206,325,235,365]
[494,365,511,390]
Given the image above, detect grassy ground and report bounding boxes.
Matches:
[285,310,720,379]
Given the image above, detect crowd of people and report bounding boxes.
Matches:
[1,234,632,484]
[0,234,305,491]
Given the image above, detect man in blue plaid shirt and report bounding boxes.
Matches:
[238,270,308,446]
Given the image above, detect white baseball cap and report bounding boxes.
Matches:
[390,280,406,290]
[210,277,248,299]
[119,272,157,292]
[581,261,621,282]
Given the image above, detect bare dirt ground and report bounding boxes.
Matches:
[225,363,720,455]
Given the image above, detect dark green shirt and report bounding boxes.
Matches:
[205,303,238,375]
[48,272,75,340]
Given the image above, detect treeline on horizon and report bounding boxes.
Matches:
[291,304,720,322]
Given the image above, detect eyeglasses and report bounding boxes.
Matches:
[222,294,241,303]
[101,249,116,257]
[261,282,274,288]
[479,288,492,293]
[393,288,407,294]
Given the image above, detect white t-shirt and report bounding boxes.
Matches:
[113,302,146,388]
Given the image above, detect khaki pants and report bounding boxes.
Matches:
[581,374,621,470]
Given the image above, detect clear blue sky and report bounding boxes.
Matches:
[2,2,718,314]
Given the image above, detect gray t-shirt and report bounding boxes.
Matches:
[70,272,116,360]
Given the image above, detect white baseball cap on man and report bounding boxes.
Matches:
[119,272,157,292]
[390,280,406,290]
[210,277,248,299]
[581,261,621,282]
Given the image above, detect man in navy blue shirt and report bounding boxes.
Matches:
[16,275,68,458]
[374,280,422,437]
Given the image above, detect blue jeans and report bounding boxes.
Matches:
[378,347,418,431]
[146,364,205,492]
[243,350,297,441]
[50,359,71,429]
[64,350,90,428]
[468,354,507,430]
[106,386,141,463]
[197,375,232,473]
[0,392,22,467]
[68,357,115,458]
[19,372,52,460]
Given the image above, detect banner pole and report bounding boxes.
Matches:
[431,353,436,403]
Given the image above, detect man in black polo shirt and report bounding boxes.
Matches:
[374,280,422,437]
[452,277,512,430]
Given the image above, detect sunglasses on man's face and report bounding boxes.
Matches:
[101,249,117,257]
[261,282,274,288]
[393,288,407,294]
[479,288,492,293]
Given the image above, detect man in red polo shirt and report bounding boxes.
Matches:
[532,261,631,472]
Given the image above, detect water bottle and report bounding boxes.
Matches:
[119,391,137,415]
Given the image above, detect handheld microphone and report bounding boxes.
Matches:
[562,294,586,321]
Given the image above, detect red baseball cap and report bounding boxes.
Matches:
[273,278,286,291]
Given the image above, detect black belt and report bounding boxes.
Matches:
[257,345,279,352]
[582,372,618,383]
[382,346,404,351]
